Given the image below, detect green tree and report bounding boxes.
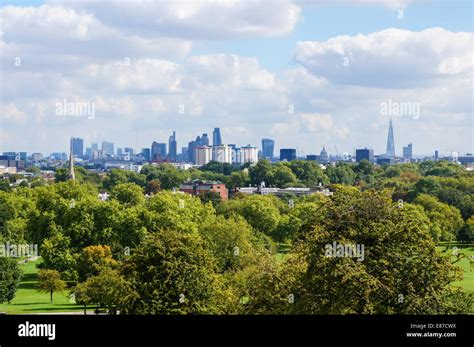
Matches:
[144,179,161,195]
[248,160,272,186]
[74,269,134,314]
[121,230,230,314]
[111,183,145,206]
[37,269,66,303]
[77,245,117,282]
[0,257,23,304]
[269,164,298,188]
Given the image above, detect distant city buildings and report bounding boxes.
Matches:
[280,148,296,162]
[213,128,222,147]
[385,119,395,158]
[403,143,413,160]
[195,146,212,166]
[168,131,177,162]
[70,137,83,158]
[261,138,275,159]
[356,148,374,163]
[101,141,114,156]
[151,141,167,161]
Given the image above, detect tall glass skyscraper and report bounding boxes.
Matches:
[386,119,395,158]
[168,131,177,162]
[213,128,222,147]
[261,138,275,159]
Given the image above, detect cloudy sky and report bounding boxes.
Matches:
[0,0,472,157]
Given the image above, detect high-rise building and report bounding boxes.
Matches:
[124,147,134,155]
[141,148,151,161]
[280,148,296,162]
[116,148,123,157]
[239,145,259,164]
[70,137,83,158]
[151,141,167,161]
[402,143,413,160]
[213,128,222,147]
[201,133,210,146]
[261,138,275,159]
[212,145,232,164]
[168,131,177,162]
[91,143,98,151]
[196,146,212,166]
[434,150,439,161]
[101,141,115,156]
[386,119,395,158]
[356,148,374,163]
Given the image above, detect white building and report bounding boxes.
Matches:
[196,146,212,166]
[239,145,258,164]
[212,145,232,164]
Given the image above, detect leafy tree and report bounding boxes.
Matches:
[77,245,117,282]
[144,179,161,195]
[198,191,222,207]
[289,160,329,187]
[0,257,22,304]
[325,163,356,185]
[0,179,12,192]
[414,194,464,242]
[121,230,230,314]
[140,164,189,190]
[248,160,272,186]
[74,269,135,314]
[269,164,298,188]
[284,189,469,314]
[40,231,77,280]
[37,269,66,303]
[227,171,250,190]
[458,216,474,243]
[201,161,236,175]
[111,183,145,206]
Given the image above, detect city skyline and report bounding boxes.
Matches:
[0,1,472,156]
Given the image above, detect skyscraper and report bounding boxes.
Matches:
[280,148,296,162]
[151,141,167,161]
[70,137,83,158]
[356,148,374,163]
[101,141,115,156]
[403,143,413,160]
[168,131,177,162]
[386,119,395,158]
[213,128,222,147]
[261,138,275,159]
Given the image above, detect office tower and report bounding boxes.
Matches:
[386,119,395,158]
[201,133,209,146]
[402,143,413,160]
[306,155,317,161]
[116,148,123,157]
[196,146,212,166]
[212,145,232,163]
[91,143,98,151]
[101,141,115,156]
[355,148,374,163]
[434,150,439,161]
[68,139,75,181]
[261,138,275,159]
[280,148,296,162]
[213,128,222,147]
[240,145,259,164]
[151,141,167,161]
[168,131,177,162]
[85,148,92,158]
[141,148,151,161]
[124,147,134,155]
[70,137,84,158]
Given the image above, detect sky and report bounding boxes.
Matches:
[0,0,472,157]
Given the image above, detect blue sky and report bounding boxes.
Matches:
[0,1,472,156]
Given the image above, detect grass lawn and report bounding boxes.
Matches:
[0,258,84,314]
[437,245,474,294]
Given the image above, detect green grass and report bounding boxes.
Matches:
[436,245,474,294]
[0,258,83,314]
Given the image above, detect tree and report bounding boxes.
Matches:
[37,269,66,303]
[111,183,145,206]
[0,257,22,304]
[0,179,12,192]
[227,171,250,190]
[140,164,189,190]
[414,193,464,242]
[144,179,161,195]
[289,160,329,187]
[277,189,470,314]
[269,164,297,188]
[120,230,231,314]
[248,160,272,186]
[458,216,474,243]
[325,163,356,185]
[74,269,134,314]
[77,245,117,282]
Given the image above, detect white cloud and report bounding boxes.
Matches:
[294,27,473,88]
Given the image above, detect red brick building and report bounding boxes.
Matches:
[179,180,228,201]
